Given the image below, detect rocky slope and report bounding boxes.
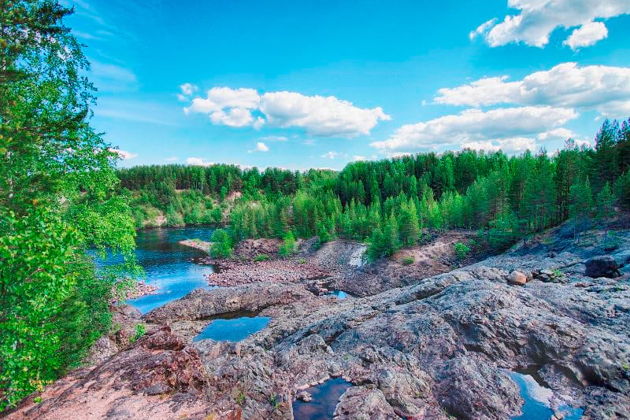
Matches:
[7,226,630,419]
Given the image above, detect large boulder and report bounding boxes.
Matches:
[585,256,621,278]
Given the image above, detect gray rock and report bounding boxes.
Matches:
[585,255,621,278]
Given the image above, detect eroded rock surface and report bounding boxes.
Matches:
[8,227,630,419]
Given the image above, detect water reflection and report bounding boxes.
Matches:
[292,377,352,420]
[103,227,215,314]
[194,316,271,342]
[509,371,583,420]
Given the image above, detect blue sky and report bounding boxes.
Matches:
[64,0,630,170]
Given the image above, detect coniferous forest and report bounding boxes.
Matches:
[120,118,630,259]
[1,0,630,415]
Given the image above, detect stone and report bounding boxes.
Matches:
[585,255,621,278]
[508,270,528,285]
[296,391,312,402]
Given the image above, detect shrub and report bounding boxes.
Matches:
[210,229,233,258]
[130,324,146,343]
[278,232,297,257]
[401,256,415,265]
[453,242,471,260]
[254,254,270,262]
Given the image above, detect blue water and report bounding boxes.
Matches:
[328,290,349,299]
[194,316,271,342]
[509,372,583,420]
[292,378,352,420]
[105,227,215,314]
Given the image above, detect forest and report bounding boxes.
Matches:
[120,118,630,259]
[1,0,629,413]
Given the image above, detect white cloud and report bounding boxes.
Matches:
[183,87,389,137]
[371,106,577,152]
[462,137,539,154]
[186,157,214,166]
[210,107,255,127]
[536,127,576,142]
[109,148,137,160]
[435,62,630,118]
[164,156,179,162]
[177,83,198,101]
[258,135,288,142]
[471,0,630,48]
[259,91,390,137]
[250,142,269,153]
[321,151,340,159]
[180,83,197,96]
[563,21,608,49]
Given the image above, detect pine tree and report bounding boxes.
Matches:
[398,200,420,246]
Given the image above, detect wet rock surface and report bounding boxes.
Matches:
[8,227,630,419]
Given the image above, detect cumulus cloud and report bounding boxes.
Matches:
[470,0,630,48]
[249,142,269,153]
[109,148,137,160]
[371,106,577,152]
[183,87,389,137]
[259,91,390,137]
[435,62,630,118]
[563,21,608,49]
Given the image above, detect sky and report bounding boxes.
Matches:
[63,0,630,170]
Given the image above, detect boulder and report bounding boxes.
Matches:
[508,270,528,286]
[585,256,621,278]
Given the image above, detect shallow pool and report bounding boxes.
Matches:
[292,377,352,420]
[193,316,271,342]
[509,371,584,420]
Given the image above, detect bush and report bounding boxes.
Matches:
[254,254,270,262]
[130,324,146,343]
[453,242,471,260]
[401,256,415,265]
[210,229,233,258]
[278,232,297,257]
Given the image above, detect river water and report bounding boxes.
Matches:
[125,227,215,314]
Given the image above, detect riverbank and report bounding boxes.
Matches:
[9,223,630,420]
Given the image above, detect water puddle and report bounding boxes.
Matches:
[509,371,584,420]
[328,290,350,299]
[292,377,352,420]
[193,315,270,342]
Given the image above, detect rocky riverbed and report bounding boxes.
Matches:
[7,224,630,419]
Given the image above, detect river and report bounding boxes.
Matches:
[125,226,215,314]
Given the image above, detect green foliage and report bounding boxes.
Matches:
[235,390,246,406]
[253,254,270,262]
[278,232,297,257]
[596,183,615,220]
[615,171,630,210]
[401,256,415,265]
[0,1,137,409]
[210,229,233,258]
[130,324,147,343]
[453,242,471,260]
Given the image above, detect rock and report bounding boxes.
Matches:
[8,227,630,420]
[585,256,621,278]
[508,270,528,285]
[296,391,312,402]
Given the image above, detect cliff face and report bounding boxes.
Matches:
[8,227,630,420]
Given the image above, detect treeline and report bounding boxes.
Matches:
[121,119,630,259]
